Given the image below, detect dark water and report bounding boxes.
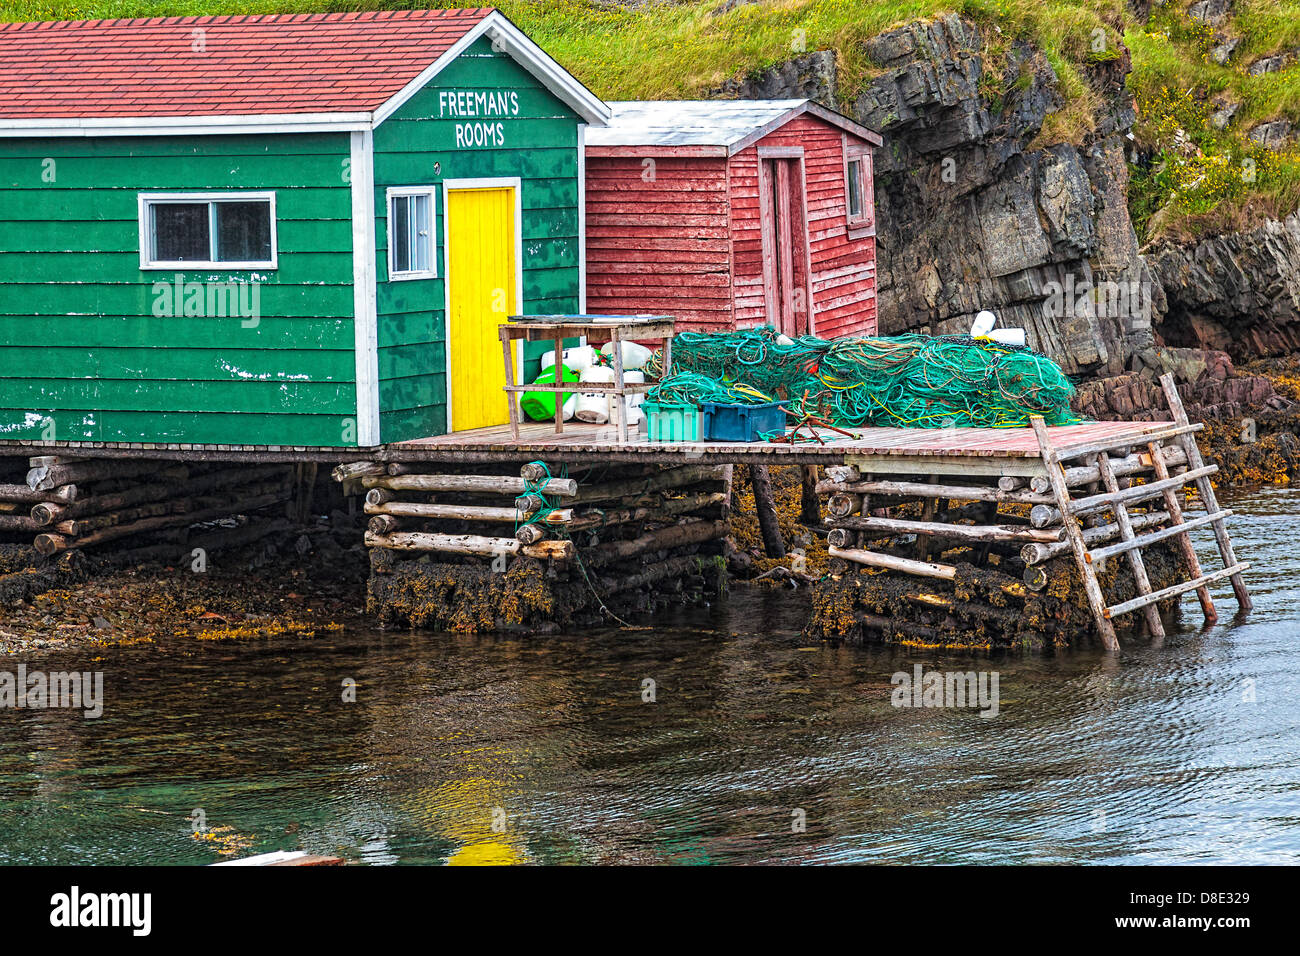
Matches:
[1,487,1297,865]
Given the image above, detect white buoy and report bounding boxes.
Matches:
[988,327,1026,346]
[971,310,997,338]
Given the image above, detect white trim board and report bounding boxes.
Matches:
[577,123,588,315]
[442,177,525,434]
[349,130,380,448]
[0,11,609,138]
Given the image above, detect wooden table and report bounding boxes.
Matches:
[499,315,675,443]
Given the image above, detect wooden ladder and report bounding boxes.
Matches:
[1029,373,1251,649]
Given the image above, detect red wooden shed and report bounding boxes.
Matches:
[583,99,882,338]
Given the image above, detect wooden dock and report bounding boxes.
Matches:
[1,375,1252,648]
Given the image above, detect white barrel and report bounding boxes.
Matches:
[575,366,614,423]
[989,327,1026,346]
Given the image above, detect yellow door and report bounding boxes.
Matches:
[447,186,517,431]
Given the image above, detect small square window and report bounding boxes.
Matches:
[140,193,277,269]
[388,188,436,279]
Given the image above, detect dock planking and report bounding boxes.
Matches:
[1,420,1178,471]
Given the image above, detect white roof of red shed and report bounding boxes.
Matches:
[586,99,881,155]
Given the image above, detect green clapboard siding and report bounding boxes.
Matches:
[372,37,582,442]
[0,132,356,446]
[0,38,585,449]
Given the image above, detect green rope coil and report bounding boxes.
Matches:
[516,460,561,531]
[644,327,1080,429]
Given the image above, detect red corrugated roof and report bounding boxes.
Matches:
[0,9,495,119]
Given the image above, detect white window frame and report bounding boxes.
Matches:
[137,191,279,270]
[386,185,438,281]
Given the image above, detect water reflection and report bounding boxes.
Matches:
[0,488,1296,864]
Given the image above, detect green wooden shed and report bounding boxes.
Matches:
[0,8,608,448]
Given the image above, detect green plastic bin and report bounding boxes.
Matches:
[642,400,701,442]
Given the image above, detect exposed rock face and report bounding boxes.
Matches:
[1074,347,1284,421]
[1248,51,1295,76]
[715,48,836,102]
[1188,0,1232,28]
[843,15,1157,377]
[1147,212,1300,360]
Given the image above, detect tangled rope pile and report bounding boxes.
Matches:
[645,327,1080,429]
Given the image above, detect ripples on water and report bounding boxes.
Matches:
[0,488,1297,865]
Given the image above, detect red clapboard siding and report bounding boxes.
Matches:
[730,115,877,338]
[585,155,733,329]
[584,110,877,336]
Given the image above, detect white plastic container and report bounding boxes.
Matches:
[540,344,598,373]
[599,340,652,370]
[611,397,645,430]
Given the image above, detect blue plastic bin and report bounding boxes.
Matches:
[700,401,787,442]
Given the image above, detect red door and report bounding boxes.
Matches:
[760,155,811,336]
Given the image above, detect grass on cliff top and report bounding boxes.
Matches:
[3,0,1299,240]
[1125,0,1300,241]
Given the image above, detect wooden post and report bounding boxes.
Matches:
[611,326,629,443]
[293,462,318,525]
[1159,372,1252,612]
[1031,416,1120,650]
[915,473,939,561]
[749,463,785,558]
[553,331,565,434]
[799,465,821,527]
[501,325,520,441]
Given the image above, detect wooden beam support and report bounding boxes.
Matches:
[826,544,957,581]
